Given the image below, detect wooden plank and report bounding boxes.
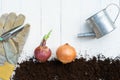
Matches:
[1,0,22,13]
[1,0,42,60]
[41,0,60,57]
[19,0,41,56]
[100,0,120,57]
[1,0,120,59]
[0,0,2,13]
[101,0,119,24]
[61,0,102,57]
[60,0,120,58]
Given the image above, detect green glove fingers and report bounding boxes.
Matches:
[0,12,30,65]
[3,13,17,32]
[0,13,30,79]
[14,24,30,53]
[3,42,16,65]
[4,13,27,64]
[6,13,26,55]
[11,14,26,54]
[13,14,25,27]
[0,14,8,56]
[0,13,8,34]
[0,54,6,65]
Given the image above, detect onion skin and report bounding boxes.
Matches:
[34,46,51,62]
[56,43,76,64]
[34,30,52,62]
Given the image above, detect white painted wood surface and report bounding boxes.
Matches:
[0,0,120,60]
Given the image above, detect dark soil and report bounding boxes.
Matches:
[12,55,120,80]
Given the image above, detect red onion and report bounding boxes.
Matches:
[34,30,52,62]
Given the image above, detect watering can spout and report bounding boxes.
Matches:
[77,32,96,37]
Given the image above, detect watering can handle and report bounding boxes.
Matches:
[104,3,120,23]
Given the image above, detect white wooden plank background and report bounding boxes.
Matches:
[0,0,120,60]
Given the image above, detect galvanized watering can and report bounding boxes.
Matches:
[78,3,120,38]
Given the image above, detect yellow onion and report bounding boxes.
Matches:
[56,43,76,64]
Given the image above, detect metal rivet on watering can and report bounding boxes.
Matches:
[78,3,120,39]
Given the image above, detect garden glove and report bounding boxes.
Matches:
[0,12,30,80]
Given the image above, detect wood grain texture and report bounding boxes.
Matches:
[0,0,120,60]
[41,0,61,58]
